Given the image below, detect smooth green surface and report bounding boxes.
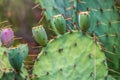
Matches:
[32,31,108,80]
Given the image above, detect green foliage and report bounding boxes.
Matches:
[0,67,30,80]
[32,25,48,46]
[35,0,74,34]
[78,11,90,31]
[74,0,120,78]
[32,31,108,80]
[0,42,29,80]
[8,44,28,71]
[53,14,66,34]
[106,75,116,80]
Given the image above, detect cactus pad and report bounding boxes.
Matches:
[32,31,108,80]
[8,44,28,71]
[0,42,29,80]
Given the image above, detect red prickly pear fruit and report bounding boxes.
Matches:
[0,28,14,48]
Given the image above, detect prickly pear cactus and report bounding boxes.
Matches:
[35,0,74,34]
[0,28,14,48]
[73,0,120,78]
[53,14,66,34]
[78,11,90,31]
[32,31,108,80]
[0,66,30,80]
[32,25,48,46]
[0,42,9,78]
[106,75,116,80]
[8,44,28,71]
[0,42,29,80]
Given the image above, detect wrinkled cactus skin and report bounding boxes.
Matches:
[0,28,14,48]
[32,25,48,46]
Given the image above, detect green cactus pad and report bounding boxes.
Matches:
[32,31,108,80]
[19,44,29,59]
[0,66,30,80]
[74,0,120,77]
[106,75,116,80]
[8,44,28,71]
[0,42,29,80]
[0,43,11,78]
[32,25,48,46]
[8,47,23,71]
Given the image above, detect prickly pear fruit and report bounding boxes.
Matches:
[78,12,90,31]
[0,28,14,48]
[32,25,48,46]
[53,14,66,34]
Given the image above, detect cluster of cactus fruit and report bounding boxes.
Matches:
[0,0,120,80]
[32,0,120,79]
